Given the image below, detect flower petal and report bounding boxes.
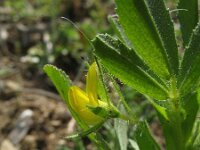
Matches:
[68,86,103,125]
[68,86,89,111]
[86,63,98,105]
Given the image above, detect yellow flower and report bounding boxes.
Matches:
[68,63,107,125]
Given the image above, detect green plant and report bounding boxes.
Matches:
[44,0,200,149]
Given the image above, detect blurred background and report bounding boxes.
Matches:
[0,0,115,149]
[0,0,177,150]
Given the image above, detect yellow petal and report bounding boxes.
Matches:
[69,86,89,111]
[68,86,103,125]
[86,62,98,106]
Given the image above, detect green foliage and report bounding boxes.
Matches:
[179,23,200,96]
[134,122,160,150]
[43,64,71,102]
[44,0,200,149]
[115,0,171,79]
[129,139,139,150]
[145,0,179,76]
[181,92,200,146]
[114,118,128,150]
[93,0,200,149]
[43,64,84,126]
[178,0,198,46]
[93,34,168,100]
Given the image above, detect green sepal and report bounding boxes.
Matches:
[87,105,120,119]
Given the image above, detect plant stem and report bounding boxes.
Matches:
[167,77,185,150]
[170,108,185,150]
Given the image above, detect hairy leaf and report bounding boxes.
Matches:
[145,0,179,76]
[93,34,169,100]
[178,0,198,46]
[43,65,88,128]
[179,23,200,96]
[108,15,132,47]
[43,64,71,102]
[115,0,171,79]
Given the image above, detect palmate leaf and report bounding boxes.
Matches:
[179,22,200,96]
[115,0,175,80]
[93,34,169,100]
[178,0,198,46]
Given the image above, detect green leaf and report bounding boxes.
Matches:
[114,118,128,150]
[134,121,161,150]
[181,92,200,144]
[145,0,179,76]
[96,60,111,103]
[129,139,139,150]
[93,34,169,100]
[158,111,182,150]
[160,91,200,150]
[96,133,112,150]
[189,89,200,148]
[43,64,71,103]
[189,120,200,150]
[179,23,200,96]
[178,0,198,46]
[97,75,108,102]
[145,96,169,120]
[115,0,171,79]
[158,93,199,149]
[157,113,174,150]
[43,65,87,128]
[108,15,132,47]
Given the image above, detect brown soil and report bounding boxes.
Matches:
[0,57,82,150]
